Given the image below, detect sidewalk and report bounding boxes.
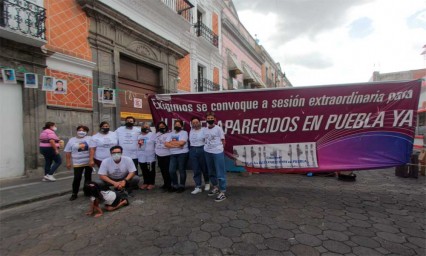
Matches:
[0,171,76,209]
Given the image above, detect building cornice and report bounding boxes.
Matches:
[222,17,264,64]
[77,0,189,58]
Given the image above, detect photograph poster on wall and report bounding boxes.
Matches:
[134,97,142,109]
[53,78,67,94]
[42,76,54,91]
[1,69,17,84]
[100,88,116,105]
[24,73,38,88]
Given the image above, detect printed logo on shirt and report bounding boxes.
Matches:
[77,142,89,152]
[172,135,179,141]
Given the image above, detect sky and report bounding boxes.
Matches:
[233,0,426,86]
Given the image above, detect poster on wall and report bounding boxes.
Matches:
[1,69,17,84]
[134,97,142,109]
[53,78,67,94]
[24,73,38,88]
[99,88,116,105]
[42,76,54,91]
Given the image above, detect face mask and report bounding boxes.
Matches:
[101,128,109,134]
[52,126,58,131]
[77,131,87,137]
[174,126,182,132]
[141,128,150,133]
[125,122,134,128]
[112,153,122,161]
[207,120,215,125]
[159,128,166,133]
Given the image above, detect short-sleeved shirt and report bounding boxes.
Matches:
[89,132,118,161]
[91,190,116,205]
[155,132,171,157]
[137,132,156,163]
[115,126,141,159]
[203,125,225,154]
[189,128,205,147]
[98,156,136,180]
[64,136,92,167]
[166,130,189,155]
[39,129,60,148]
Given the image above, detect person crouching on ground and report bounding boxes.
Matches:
[84,182,129,218]
[96,146,140,195]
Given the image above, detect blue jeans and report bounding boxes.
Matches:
[40,147,62,175]
[189,146,209,187]
[204,151,226,192]
[169,153,188,188]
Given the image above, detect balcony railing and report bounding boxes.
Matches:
[194,78,220,92]
[161,0,193,23]
[194,21,218,47]
[0,0,46,40]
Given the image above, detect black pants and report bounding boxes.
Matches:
[132,158,139,176]
[157,155,171,188]
[73,166,92,195]
[139,162,156,185]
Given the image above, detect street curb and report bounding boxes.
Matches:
[0,189,72,210]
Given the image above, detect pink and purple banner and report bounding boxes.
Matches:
[149,80,421,173]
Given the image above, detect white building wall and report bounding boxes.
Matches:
[0,82,25,178]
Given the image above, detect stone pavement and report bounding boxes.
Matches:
[0,168,425,255]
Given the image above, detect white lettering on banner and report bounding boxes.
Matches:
[271,95,305,108]
[302,115,324,131]
[224,117,300,135]
[325,112,385,130]
[152,100,193,112]
[393,110,413,127]
[308,91,384,106]
[387,90,413,103]
[210,100,258,113]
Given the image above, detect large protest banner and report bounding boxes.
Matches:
[148,80,421,173]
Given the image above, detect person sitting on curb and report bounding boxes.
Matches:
[96,146,140,195]
[84,182,129,218]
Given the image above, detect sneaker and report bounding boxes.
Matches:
[191,187,203,195]
[208,188,219,197]
[69,194,78,201]
[147,185,155,190]
[44,175,56,181]
[215,192,226,202]
[204,184,210,191]
[139,184,149,190]
[177,187,185,193]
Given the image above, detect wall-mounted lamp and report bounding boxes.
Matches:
[176,76,181,83]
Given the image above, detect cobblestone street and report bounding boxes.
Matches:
[0,169,425,255]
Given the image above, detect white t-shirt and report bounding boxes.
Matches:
[115,126,141,159]
[98,156,136,180]
[155,132,171,157]
[91,190,116,205]
[89,132,118,161]
[203,125,225,154]
[137,132,156,163]
[166,130,189,155]
[64,136,92,167]
[189,128,205,147]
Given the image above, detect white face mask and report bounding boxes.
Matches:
[52,126,58,131]
[77,131,87,137]
[112,153,122,162]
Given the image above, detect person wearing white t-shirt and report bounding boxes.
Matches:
[64,125,92,201]
[165,119,189,193]
[155,121,172,191]
[115,116,141,175]
[189,117,210,195]
[97,146,140,194]
[137,123,157,190]
[89,121,118,168]
[204,112,227,202]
